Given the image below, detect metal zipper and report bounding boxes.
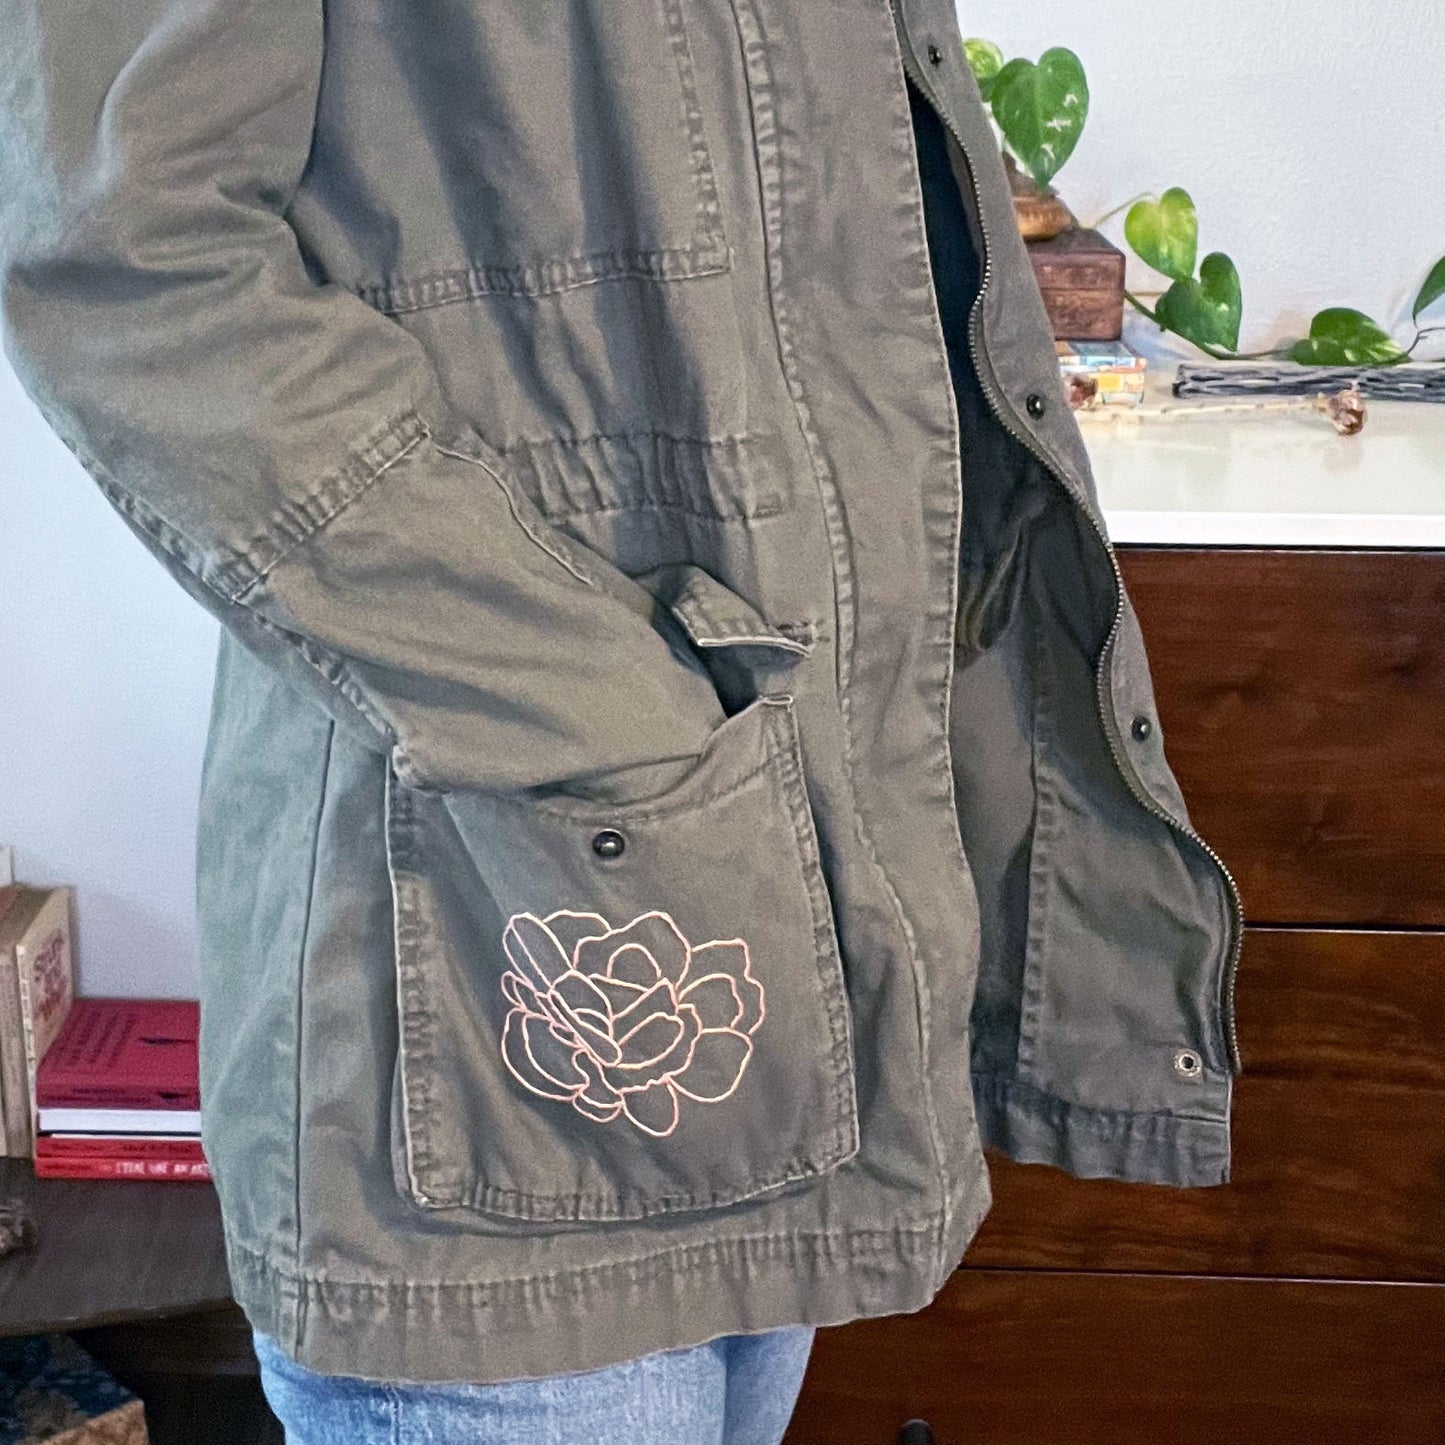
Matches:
[889,9,1244,1076]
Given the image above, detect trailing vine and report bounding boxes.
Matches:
[963,38,1445,364]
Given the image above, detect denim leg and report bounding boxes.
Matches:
[722,1326,816,1445]
[253,1329,401,1444]
[253,1326,731,1444]
[253,1325,813,1445]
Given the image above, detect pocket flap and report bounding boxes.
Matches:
[633,563,813,655]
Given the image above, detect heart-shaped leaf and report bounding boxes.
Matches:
[963,38,1005,101]
[1125,189,1199,283]
[989,48,1089,191]
[1154,252,1243,353]
[1288,308,1407,365]
[1413,253,1445,322]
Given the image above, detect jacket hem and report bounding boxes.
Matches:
[225,1211,968,1385]
[972,1070,1232,1187]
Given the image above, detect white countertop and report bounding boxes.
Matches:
[1083,370,1445,548]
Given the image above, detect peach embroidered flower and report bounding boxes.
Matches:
[498,909,766,1137]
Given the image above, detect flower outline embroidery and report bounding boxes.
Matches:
[498,909,766,1138]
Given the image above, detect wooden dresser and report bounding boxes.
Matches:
[786,385,1445,1444]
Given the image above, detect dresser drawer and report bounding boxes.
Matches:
[786,1270,1445,1444]
[1118,548,1445,925]
[802,924,1445,1441]
[797,548,1445,1445]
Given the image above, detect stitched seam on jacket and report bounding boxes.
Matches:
[446,1158,825,1219]
[239,606,396,747]
[728,0,952,1283]
[660,0,729,251]
[34,409,399,752]
[972,1070,1231,1128]
[429,435,597,588]
[771,692,861,1167]
[481,744,778,823]
[226,1216,942,1295]
[1017,606,1058,1081]
[228,412,430,603]
[385,762,432,1206]
[537,495,789,522]
[288,720,335,1353]
[501,429,788,522]
[509,425,756,449]
[355,243,731,314]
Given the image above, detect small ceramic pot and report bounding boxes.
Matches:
[1005,153,1073,241]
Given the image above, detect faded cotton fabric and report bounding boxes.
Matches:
[0,0,1241,1386]
[251,1325,815,1444]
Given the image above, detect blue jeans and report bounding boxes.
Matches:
[252,1325,815,1444]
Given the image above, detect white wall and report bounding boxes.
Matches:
[960,0,1445,361]
[1,359,218,995]
[4,2,1443,994]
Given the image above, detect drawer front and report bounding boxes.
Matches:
[793,549,1445,1444]
[1118,548,1445,925]
[786,1271,1445,1444]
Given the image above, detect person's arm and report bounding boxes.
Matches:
[0,0,727,797]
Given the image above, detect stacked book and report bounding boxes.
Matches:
[0,846,209,1181]
[0,866,78,1159]
[35,997,208,1181]
[1056,338,1148,410]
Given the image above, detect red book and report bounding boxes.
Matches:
[36,1155,212,1180]
[33,1160,211,1180]
[35,997,200,1110]
[34,1132,211,1181]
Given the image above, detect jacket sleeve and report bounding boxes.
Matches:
[0,0,730,797]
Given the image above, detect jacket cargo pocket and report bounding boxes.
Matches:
[384,692,859,1225]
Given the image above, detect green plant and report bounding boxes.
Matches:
[966,41,1089,193]
[1116,187,1441,362]
[963,36,1445,365]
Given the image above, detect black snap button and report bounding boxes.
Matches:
[1131,714,1153,742]
[1025,391,1048,419]
[591,828,626,859]
[926,42,943,65]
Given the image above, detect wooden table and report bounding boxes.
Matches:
[0,1159,277,1443]
[0,1158,231,1336]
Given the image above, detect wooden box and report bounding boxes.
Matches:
[1028,226,1126,341]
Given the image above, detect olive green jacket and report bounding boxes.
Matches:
[0,0,1241,1384]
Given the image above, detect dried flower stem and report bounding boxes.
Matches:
[1074,385,1367,435]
